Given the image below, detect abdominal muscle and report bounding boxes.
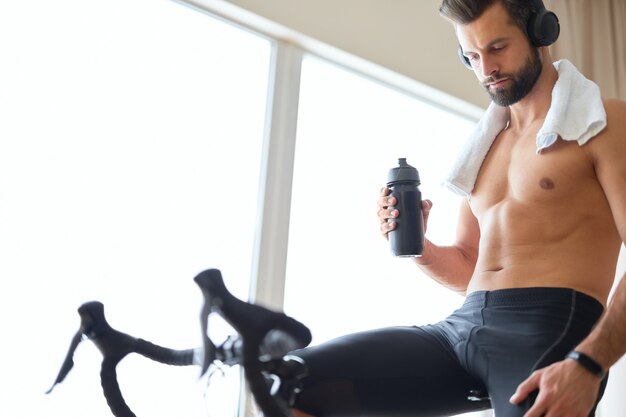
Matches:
[464,198,621,306]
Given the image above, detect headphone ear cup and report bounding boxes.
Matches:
[458,45,472,70]
[527,9,560,46]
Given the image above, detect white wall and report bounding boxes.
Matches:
[185,0,490,110]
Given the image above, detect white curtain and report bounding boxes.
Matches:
[547,0,626,100]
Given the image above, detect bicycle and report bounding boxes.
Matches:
[47,268,312,417]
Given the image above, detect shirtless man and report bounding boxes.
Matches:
[289,1,626,416]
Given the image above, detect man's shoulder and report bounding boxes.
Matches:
[603,99,626,144]
[602,98,626,122]
[588,98,626,159]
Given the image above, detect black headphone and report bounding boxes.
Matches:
[458,0,560,69]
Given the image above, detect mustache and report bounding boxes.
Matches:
[482,74,511,87]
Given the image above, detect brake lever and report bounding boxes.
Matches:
[194,269,312,417]
[46,301,199,417]
[47,269,312,417]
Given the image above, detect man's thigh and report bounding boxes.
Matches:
[291,326,490,417]
[471,289,606,417]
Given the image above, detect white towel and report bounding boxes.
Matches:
[442,59,607,197]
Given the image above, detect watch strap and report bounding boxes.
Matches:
[566,351,606,379]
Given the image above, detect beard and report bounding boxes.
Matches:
[483,47,542,106]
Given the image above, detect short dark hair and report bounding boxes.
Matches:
[439,0,534,35]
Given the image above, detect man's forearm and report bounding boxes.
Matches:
[576,272,626,371]
[413,238,475,295]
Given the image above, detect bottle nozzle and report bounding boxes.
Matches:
[387,158,420,186]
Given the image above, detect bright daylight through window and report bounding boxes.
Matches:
[0,1,269,416]
[284,55,487,417]
[285,55,475,343]
[1,1,488,417]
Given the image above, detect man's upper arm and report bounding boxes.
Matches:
[593,99,626,242]
[455,197,481,265]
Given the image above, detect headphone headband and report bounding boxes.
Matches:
[458,0,559,69]
[531,0,546,12]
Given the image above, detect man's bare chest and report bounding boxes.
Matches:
[471,131,596,214]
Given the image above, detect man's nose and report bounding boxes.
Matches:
[479,55,499,79]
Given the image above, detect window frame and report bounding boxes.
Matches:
[174,2,485,415]
[175,0,483,311]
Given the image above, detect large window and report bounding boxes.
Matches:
[1,2,490,417]
[285,55,474,341]
[0,1,270,416]
[283,55,487,417]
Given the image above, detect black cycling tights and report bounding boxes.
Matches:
[291,287,608,417]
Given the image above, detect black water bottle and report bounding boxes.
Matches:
[387,158,424,257]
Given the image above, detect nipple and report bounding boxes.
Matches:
[539,178,555,190]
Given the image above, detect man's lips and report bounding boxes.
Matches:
[485,78,510,88]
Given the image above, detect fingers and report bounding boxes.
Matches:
[510,369,544,415]
[511,362,600,417]
[378,188,397,238]
[377,187,395,209]
[380,213,396,237]
[510,371,545,417]
[519,384,552,417]
[379,189,433,238]
[510,370,540,404]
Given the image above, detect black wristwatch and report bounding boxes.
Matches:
[566,351,606,379]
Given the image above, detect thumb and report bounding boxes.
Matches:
[510,371,541,404]
[422,199,433,233]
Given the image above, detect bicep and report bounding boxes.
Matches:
[593,100,626,243]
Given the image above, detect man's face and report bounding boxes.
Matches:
[456,2,543,106]
[483,46,542,106]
